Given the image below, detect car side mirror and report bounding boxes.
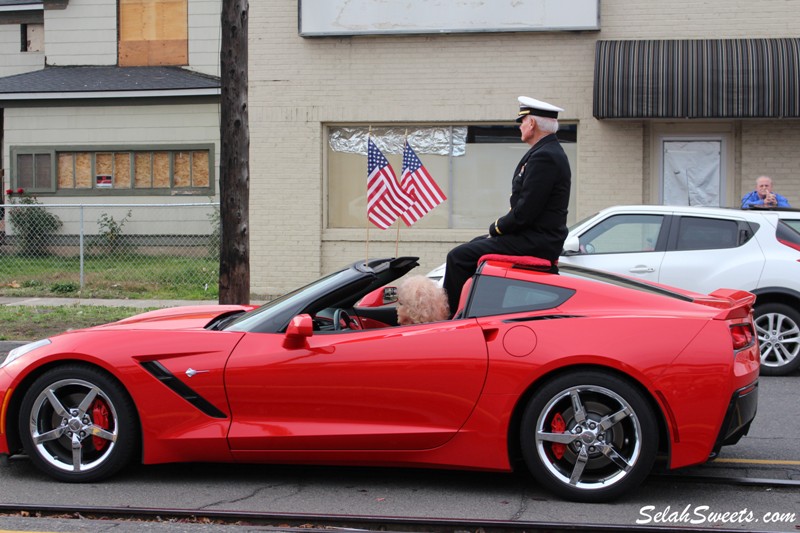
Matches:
[382,286,398,304]
[357,286,398,307]
[284,314,313,348]
[562,235,581,256]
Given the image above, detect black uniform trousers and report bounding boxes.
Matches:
[444,234,523,316]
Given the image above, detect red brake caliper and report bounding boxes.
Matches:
[551,412,566,459]
[90,399,110,451]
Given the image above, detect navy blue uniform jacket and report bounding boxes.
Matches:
[489,133,571,261]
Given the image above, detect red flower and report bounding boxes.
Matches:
[16,188,24,194]
[4,189,11,195]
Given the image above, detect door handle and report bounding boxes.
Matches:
[629,266,655,274]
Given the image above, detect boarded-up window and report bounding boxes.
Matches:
[153,151,170,188]
[135,152,152,188]
[115,153,132,189]
[191,151,210,187]
[58,154,74,188]
[174,151,191,187]
[119,0,188,67]
[34,148,212,194]
[75,153,92,189]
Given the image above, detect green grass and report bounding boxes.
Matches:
[0,253,219,300]
[0,305,154,341]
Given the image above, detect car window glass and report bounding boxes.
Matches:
[467,276,575,318]
[777,220,800,247]
[579,214,663,254]
[675,217,739,251]
[782,219,800,234]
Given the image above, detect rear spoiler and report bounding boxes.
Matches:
[692,289,756,320]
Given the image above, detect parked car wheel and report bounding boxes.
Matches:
[520,371,658,502]
[19,365,138,482]
[754,303,800,376]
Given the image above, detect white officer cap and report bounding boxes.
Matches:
[516,96,564,122]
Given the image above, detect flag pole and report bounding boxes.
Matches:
[394,130,408,257]
[366,127,372,267]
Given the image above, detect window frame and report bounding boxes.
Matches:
[667,215,748,252]
[10,144,215,196]
[465,275,575,318]
[324,123,577,231]
[578,213,668,255]
[10,147,57,194]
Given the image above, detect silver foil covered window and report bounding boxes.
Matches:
[329,127,467,157]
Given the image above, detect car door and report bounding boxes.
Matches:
[224,320,488,452]
[657,214,765,293]
[560,213,669,283]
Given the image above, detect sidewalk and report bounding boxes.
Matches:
[0,296,218,308]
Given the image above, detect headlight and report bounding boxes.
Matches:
[0,339,51,368]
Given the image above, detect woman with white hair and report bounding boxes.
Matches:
[396,275,450,325]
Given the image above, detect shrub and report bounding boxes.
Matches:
[50,281,79,294]
[8,195,63,257]
[94,210,132,253]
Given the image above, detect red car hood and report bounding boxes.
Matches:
[92,304,256,332]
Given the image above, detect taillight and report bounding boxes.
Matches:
[730,323,755,351]
[778,238,800,253]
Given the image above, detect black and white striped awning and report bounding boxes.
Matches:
[593,38,800,119]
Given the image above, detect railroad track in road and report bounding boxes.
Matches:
[652,456,800,488]
[0,505,787,533]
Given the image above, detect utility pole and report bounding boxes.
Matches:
[218,0,250,304]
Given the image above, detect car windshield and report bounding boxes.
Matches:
[568,212,598,232]
[223,268,352,332]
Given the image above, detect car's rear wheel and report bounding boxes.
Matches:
[19,364,139,482]
[754,303,800,376]
[520,371,657,502]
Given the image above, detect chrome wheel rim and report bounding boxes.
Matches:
[534,384,642,490]
[28,378,119,473]
[756,312,800,370]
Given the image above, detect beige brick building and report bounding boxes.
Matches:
[247,0,800,297]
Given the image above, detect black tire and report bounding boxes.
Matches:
[520,371,658,502]
[18,364,139,482]
[754,303,800,376]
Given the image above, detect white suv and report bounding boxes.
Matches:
[561,205,800,375]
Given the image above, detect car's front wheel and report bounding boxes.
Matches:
[520,371,658,502]
[754,303,800,376]
[18,364,139,482]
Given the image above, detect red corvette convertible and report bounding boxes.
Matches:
[0,256,759,502]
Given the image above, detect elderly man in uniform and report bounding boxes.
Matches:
[443,96,572,315]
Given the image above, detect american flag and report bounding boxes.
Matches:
[400,141,447,226]
[367,138,412,229]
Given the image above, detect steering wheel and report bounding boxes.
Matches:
[332,308,352,331]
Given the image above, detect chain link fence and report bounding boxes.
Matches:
[0,202,220,300]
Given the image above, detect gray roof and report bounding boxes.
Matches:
[0,66,221,100]
[0,0,42,7]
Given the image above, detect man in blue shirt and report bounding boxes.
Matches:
[741,176,791,208]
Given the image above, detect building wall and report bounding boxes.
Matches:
[44,0,117,66]
[247,0,800,297]
[188,0,221,76]
[4,102,219,147]
[2,101,220,217]
[0,26,44,77]
[741,122,800,203]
